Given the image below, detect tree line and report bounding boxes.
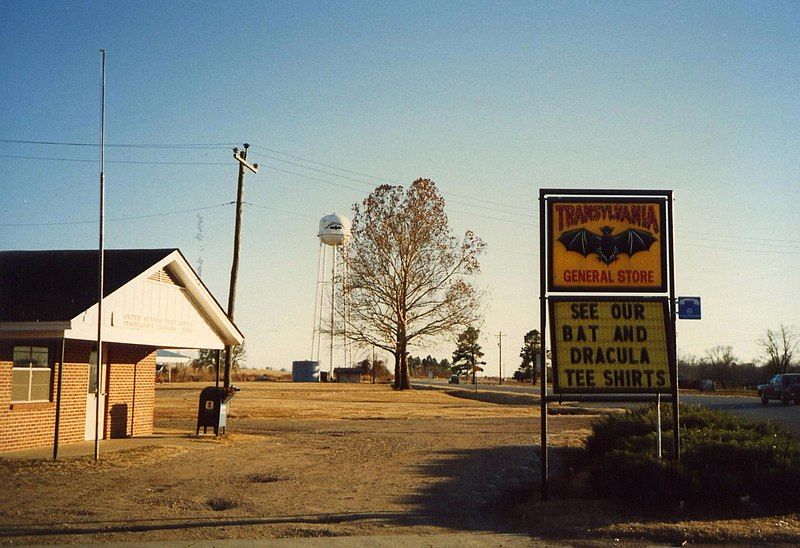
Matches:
[403,324,798,388]
[679,325,798,388]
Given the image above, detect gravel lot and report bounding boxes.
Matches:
[1,382,798,545]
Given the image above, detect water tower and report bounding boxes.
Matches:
[311,213,352,376]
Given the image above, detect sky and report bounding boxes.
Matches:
[1,1,798,376]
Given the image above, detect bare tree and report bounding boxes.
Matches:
[677,351,701,368]
[229,343,246,371]
[342,179,485,390]
[702,345,739,387]
[759,325,798,374]
[705,345,737,367]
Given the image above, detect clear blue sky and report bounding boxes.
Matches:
[2,1,798,373]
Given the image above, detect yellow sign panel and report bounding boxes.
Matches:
[548,199,667,292]
[549,298,673,393]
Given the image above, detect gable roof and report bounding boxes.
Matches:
[157,349,192,359]
[0,249,243,348]
[0,249,175,322]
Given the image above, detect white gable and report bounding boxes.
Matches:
[63,251,242,349]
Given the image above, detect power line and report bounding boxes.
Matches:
[0,153,535,226]
[4,154,797,241]
[249,144,401,184]
[677,229,800,244]
[4,195,799,256]
[6,139,800,246]
[266,166,536,225]
[678,242,800,255]
[0,202,234,227]
[268,165,372,195]
[243,201,318,220]
[267,163,535,220]
[0,138,236,149]
[1,138,535,215]
[0,154,229,166]
[250,143,535,214]
[1,151,535,219]
[448,207,536,226]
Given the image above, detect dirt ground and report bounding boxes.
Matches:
[1,382,800,545]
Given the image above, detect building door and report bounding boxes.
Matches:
[85,350,107,441]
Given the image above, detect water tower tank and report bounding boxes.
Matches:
[318,213,351,247]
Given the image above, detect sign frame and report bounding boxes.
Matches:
[547,295,676,394]
[547,195,669,293]
[538,188,680,501]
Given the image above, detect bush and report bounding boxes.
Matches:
[581,405,800,511]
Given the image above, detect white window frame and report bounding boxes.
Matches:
[11,345,52,403]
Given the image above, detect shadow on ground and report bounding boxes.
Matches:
[388,443,660,542]
[394,444,537,534]
[387,444,800,545]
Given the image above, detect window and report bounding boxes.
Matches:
[12,346,51,402]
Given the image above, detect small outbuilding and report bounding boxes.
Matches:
[0,249,242,452]
[156,350,193,382]
[292,360,320,382]
[333,367,363,383]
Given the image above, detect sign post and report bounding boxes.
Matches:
[539,189,678,499]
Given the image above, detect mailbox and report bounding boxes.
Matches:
[196,386,238,435]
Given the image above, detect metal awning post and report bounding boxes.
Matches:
[52,337,66,460]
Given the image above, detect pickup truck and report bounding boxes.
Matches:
[757,373,800,406]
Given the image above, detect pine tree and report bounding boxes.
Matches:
[451,326,484,378]
[517,330,541,383]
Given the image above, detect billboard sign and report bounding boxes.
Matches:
[548,297,674,394]
[548,197,667,292]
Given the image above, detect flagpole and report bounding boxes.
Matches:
[94,48,106,461]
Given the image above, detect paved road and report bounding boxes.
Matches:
[412,379,800,436]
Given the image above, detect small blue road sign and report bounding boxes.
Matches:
[678,297,701,320]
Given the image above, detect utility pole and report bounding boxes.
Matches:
[225,143,258,387]
[496,332,505,385]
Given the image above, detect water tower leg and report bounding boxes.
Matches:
[342,244,348,368]
[330,245,336,377]
[341,243,353,367]
[311,242,324,360]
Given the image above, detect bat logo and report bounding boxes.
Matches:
[557,226,657,265]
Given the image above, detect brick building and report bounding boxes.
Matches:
[0,249,242,452]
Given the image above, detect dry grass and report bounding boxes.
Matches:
[0,445,187,476]
[156,381,536,421]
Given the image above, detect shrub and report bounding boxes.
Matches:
[581,405,800,511]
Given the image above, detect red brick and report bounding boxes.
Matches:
[0,341,157,452]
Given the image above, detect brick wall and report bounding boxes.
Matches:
[105,344,155,438]
[0,340,156,453]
